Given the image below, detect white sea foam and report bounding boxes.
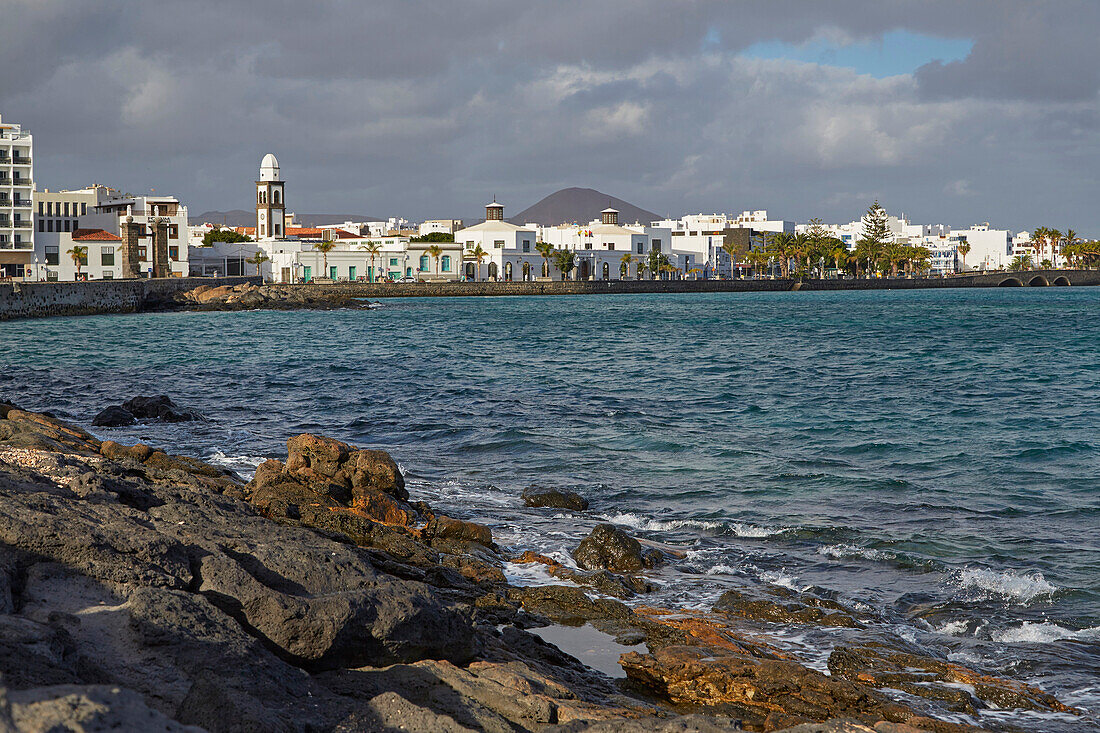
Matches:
[501,561,561,588]
[704,564,741,576]
[817,544,893,562]
[206,450,267,480]
[954,568,1059,603]
[728,522,787,538]
[992,622,1100,644]
[597,512,723,533]
[759,569,807,592]
[935,620,971,637]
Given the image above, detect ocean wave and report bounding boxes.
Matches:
[727,522,788,538]
[991,622,1100,644]
[704,563,742,576]
[205,449,267,479]
[817,543,894,562]
[597,512,724,533]
[759,569,808,592]
[934,619,971,637]
[953,567,1059,603]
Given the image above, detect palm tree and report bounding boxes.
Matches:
[1029,227,1048,267]
[1010,253,1034,271]
[619,252,634,279]
[314,240,336,280]
[827,239,847,278]
[426,244,444,278]
[1060,229,1078,268]
[768,232,795,278]
[359,241,381,282]
[719,240,740,278]
[956,242,971,273]
[245,249,270,278]
[551,249,575,281]
[470,244,488,281]
[535,242,555,279]
[67,245,88,279]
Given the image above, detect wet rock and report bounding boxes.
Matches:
[508,585,635,627]
[425,515,494,548]
[712,588,862,629]
[827,645,1078,716]
[573,524,662,573]
[523,487,589,511]
[91,405,135,427]
[618,645,945,732]
[551,568,656,600]
[0,409,101,455]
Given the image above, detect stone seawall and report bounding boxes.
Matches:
[0,277,260,321]
[267,269,1100,300]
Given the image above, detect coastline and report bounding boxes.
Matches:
[2,268,1099,321]
[0,401,1083,732]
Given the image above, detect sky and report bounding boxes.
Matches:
[2,1,1098,233]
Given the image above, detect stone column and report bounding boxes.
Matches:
[152,218,170,278]
[121,216,142,279]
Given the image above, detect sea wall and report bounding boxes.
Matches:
[0,276,259,321]
[266,269,1100,299]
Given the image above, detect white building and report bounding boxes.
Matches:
[29,186,189,281]
[541,208,652,280]
[950,224,1013,272]
[0,114,34,278]
[256,153,286,241]
[454,201,541,280]
[418,219,463,237]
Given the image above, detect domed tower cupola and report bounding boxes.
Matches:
[485,199,505,222]
[256,153,286,240]
[601,206,619,226]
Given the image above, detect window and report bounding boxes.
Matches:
[101,246,115,266]
[329,266,337,280]
[273,223,279,236]
[636,242,643,254]
[169,246,179,261]
[493,240,504,248]
[522,240,530,252]
[273,189,280,204]
[138,246,148,260]
[38,219,44,233]
[607,243,615,250]
[46,270,58,282]
[47,220,53,233]
[419,254,430,270]
[37,202,43,215]
[47,202,53,216]
[63,220,71,233]
[169,225,178,239]
[389,258,399,266]
[81,203,86,216]
[45,246,58,266]
[441,255,451,272]
[652,240,662,253]
[259,224,265,237]
[64,202,70,217]
[74,249,88,266]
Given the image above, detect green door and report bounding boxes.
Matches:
[330,266,338,280]
[349,266,357,280]
[302,266,312,282]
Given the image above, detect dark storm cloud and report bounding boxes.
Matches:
[1,0,1098,232]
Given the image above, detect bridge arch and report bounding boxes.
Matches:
[998,277,1023,287]
[1028,276,1050,287]
[1053,276,1071,286]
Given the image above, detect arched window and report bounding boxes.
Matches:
[441,255,451,272]
[273,189,281,205]
[419,254,430,271]
[522,262,531,281]
[602,262,610,280]
[504,262,513,281]
[542,261,548,277]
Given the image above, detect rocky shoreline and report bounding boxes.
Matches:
[0,401,1080,732]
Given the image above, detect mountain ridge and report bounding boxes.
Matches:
[510,187,661,226]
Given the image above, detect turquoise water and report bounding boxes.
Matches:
[2,289,1099,727]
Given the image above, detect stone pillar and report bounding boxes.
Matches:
[121,216,142,279]
[152,218,170,278]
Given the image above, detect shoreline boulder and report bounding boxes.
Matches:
[522,487,589,511]
[573,524,662,574]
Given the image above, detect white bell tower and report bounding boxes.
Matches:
[256,153,285,241]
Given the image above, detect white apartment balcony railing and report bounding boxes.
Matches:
[11,157,31,166]
[12,221,31,229]
[0,240,33,250]
[11,179,31,187]
[12,200,31,208]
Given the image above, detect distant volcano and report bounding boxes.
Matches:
[512,188,661,226]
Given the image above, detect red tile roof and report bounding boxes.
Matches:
[287,227,361,240]
[72,228,123,242]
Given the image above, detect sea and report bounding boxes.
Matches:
[1,289,1098,730]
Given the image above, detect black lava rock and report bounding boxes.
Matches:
[522,487,589,511]
[572,524,663,574]
[92,405,136,427]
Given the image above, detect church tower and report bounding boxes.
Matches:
[256,153,285,240]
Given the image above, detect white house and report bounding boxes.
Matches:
[454,201,541,281]
[0,113,34,278]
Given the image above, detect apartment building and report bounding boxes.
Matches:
[0,114,34,278]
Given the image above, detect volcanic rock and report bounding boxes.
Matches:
[712,588,863,629]
[573,524,662,573]
[523,487,589,511]
[90,404,135,427]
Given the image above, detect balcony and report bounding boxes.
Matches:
[11,157,31,166]
[12,199,31,208]
[13,221,31,229]
[0,240,32,250]
[11,179,31,187]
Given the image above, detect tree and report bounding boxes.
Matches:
[470,244,488,281]
[827,238,847,278]
[1029,227,1048,267]
[856,201,890,278]
[719,240,740,278]
[620,252,634,279]
[956,242,971,273]
[359,241,381,281]
[767,232,795,278]
[202,229,252,246]
[551,249,575,281]
[67,245,88,278]
[1009,253,1034,271]
[409,232,455,243]
[313,240,336,279]
[535,242,555,279]
[426,244,444,277]
[245,249,270,278]
[1060,229,1078,267]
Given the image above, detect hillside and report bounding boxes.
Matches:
[512,187,661,226]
